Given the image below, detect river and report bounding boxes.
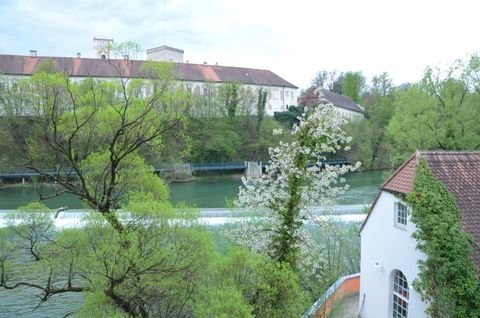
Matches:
[0,170,384,317]
[0,170,384,209]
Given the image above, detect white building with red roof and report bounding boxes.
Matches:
[359,151,480,318]
[0,44,298,116]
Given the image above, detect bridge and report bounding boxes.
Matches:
[156,159,350,173]
[0,159,351,179]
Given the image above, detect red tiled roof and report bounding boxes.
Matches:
[0,54,297,88]
[382,153,417,194]
[361,151,480,267]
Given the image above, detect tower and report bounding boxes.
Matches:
[93,37,114,59]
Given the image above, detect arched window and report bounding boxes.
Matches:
[392,270,409,318]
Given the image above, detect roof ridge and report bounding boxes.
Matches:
[419,150,480,155]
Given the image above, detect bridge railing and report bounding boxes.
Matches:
[1,159,351,178]
[191,162,247,171]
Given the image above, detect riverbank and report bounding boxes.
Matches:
[0,170,246,188]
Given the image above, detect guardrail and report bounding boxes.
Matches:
[191,162,247,171]
[303,273,360,318]
[0,159,351,178]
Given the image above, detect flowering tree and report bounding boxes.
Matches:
[231,104,359,269]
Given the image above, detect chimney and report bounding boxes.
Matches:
[76,52,81,58]
[30,50,37,58]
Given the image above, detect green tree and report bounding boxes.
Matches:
[342,71,365,103]
[406,159,480,317]
[256,87,267,133]
[188,118,242,162]
[388,56,480,162]
[0,42,214,317]
[208,248,307,318]
[243,117,289,162]
[345,72,395,169]
[311,70,344,93]
[0,200,219,318]
[2,57,190,232]
[273,105,304,128]
[218,82,240,118]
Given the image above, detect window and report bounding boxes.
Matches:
[194,85,200,96]
[395,202,408,227]
[392,270,409,318]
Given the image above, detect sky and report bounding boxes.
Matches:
[0,0,479,89]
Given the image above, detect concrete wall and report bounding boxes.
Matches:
[359,191,428,318]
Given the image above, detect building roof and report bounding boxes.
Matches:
[298,87,364,113]
[0,54,297,88]
[361,151,480,266]
[317,89,364,113]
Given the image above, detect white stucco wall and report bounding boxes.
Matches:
[147,48,183,63]
[183,81,298,116]
[359,191,428,318]
[2,74,298,117]
[265,86,297,115]
[334,107,364,119]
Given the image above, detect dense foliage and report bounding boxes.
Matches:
[406,159,480,317]
[0,203,308,317]
[310,53,480,170]
[0,43,311,317]
[185,116,287,163]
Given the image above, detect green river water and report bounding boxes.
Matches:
[0,170,384,317]
[0,170,384,209]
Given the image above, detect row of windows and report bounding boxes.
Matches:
[183,83,295,101]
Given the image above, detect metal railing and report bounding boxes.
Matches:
[0,159,351,178]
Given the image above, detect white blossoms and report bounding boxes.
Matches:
[272,128,283,136]
[229,103,360,269]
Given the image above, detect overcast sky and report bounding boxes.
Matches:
[1,0,479,89]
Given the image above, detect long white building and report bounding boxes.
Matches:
[0,45,298,116]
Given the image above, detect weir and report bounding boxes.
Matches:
[0,205,368,229]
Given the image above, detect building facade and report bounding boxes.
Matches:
[299,87,364,119]
[359,151,480,317]
[359,190,427,318]
[0,45,298,116]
